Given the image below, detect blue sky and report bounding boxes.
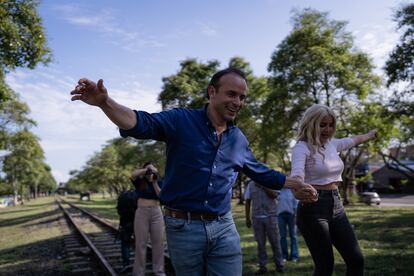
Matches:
[5,0,403,183]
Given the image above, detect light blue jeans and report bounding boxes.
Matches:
[278,212,299,260]
[164,211,242,276]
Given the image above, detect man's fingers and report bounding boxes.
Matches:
[71,95,82,101]
[97,79,104,91]
[71,84,86,94]
[78,78,93,86]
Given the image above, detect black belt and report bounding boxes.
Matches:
[316,189,339,195]
[164,207,220,221]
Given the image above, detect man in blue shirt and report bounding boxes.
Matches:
[71,68,317,275]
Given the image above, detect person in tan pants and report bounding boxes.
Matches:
[131,162,165,276]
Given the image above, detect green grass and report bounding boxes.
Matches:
[0,197,71,275]
[234,202,414,275]
[1,195,413,275]
[69,194,414,275]
[64,194,119,224]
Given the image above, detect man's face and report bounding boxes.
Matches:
[208,73,247,122]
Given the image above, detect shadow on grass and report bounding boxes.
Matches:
[23,201,56,208]
[355,211,414,243]
[24,216,61,228]
[364,251,414,276]
[0,235,72,276]
[0,208,36,215]
[0,201,56,216]
[0,209,61,228]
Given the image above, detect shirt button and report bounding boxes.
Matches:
[209,183,213,186]
[213,165,217,169]
[205,200,208,204]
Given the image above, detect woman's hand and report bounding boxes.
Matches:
[368,129,378,140]
[293,183,318,202]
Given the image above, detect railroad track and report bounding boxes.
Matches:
[56,198,174,275]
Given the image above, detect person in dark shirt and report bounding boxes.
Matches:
[71,68,317,275]
[130,161,164,276]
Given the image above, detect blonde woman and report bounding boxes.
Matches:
[291,104,376,276]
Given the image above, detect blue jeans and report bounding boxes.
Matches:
[278,212,299,260]
[164,211,242,276]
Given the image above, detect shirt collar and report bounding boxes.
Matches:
[201,104,235,130]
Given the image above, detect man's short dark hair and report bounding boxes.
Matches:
[206,68,247,99]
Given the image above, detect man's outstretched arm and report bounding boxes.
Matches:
[71,78,136,130]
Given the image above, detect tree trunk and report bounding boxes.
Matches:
[12,179,18,205]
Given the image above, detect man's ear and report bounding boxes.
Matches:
[207,85,216,99]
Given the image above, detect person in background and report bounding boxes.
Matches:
[277,188,299,263]
[291,104,377,276]
[116,186,139,273]
[131,162,165,276]
[245,180,285,274]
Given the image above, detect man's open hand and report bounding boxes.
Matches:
[70,78,108,107]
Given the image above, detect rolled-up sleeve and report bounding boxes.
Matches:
[119,109,177,141]
[242,147,286,190]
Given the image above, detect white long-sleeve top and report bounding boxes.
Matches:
[290,138,355,186]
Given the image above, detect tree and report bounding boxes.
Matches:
[0,0,51,79]
[158,59,219,110]
[0,82,36,148]
[66,138,166,196]
[267,9,382,203]
[385,3,414,93]
[382,3,414,181]
[0,1,55,198]
[384,3,414,144]
[268,8,380,109]
[2,130,56,203]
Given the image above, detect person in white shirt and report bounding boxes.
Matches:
[290,104,376,276]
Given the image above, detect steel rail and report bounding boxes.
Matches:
[57,200,118,276]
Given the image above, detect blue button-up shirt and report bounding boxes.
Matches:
[120,107,286,214]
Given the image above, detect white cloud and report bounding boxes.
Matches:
[6,67,161,183]
[52,4,164,53]
[353,24,399,71]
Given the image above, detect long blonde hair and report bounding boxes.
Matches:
[297,104,336,155]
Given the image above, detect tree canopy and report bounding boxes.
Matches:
[0,1,55,200]
[0,0,51,76]
[384,3,414,145]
